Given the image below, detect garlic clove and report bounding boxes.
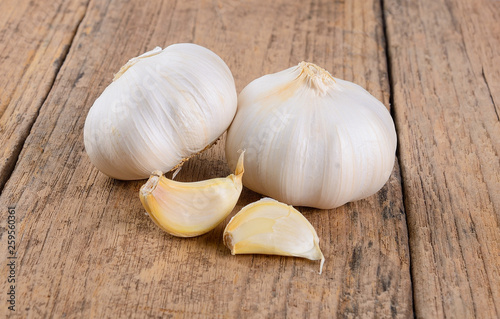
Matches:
[140,151,245,237]
[223,197,325,274]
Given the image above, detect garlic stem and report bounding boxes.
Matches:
[113,47,163,81]
[298,61,336,96]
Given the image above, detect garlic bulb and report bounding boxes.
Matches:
[223,197,325,274]
[225,62,397,209]
[139,151,245,237]
[84,43,237,180]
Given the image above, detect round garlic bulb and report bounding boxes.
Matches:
[225,62,397,209]
[84,43,237,180]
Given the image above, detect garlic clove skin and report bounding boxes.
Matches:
[223,197,325,274]
[139,151,245,238]
[84,43,237,180]
[225,62,397,209]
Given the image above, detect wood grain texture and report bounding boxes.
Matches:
[0,0,411,317]
[384,0,500,317]
[0,0,89,191]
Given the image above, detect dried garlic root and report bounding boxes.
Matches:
[223,197,325,274]
[139,152,244,237]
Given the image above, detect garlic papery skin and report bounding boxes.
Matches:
[225,62,397,209]
[139,151,245,237]
[223,197,325,274]
[84,43,237,180]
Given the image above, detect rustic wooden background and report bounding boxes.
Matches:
[0,0,498,318]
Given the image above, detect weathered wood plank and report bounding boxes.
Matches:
[384,0,500,317]
[0,0,411,317]
[0,0,89,191]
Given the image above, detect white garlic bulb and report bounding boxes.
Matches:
[225,62,397,209]
[84,43,237,180]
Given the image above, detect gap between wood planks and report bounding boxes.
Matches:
[481,67,500,122]
[379,0,417,317]
[0,2,90,196]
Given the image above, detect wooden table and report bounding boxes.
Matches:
[0,0,498,317]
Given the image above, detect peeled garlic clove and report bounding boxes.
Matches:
[140,151,245,237]
[225,62,397,209]
[84,43,237,180]
[223,197,325,274]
